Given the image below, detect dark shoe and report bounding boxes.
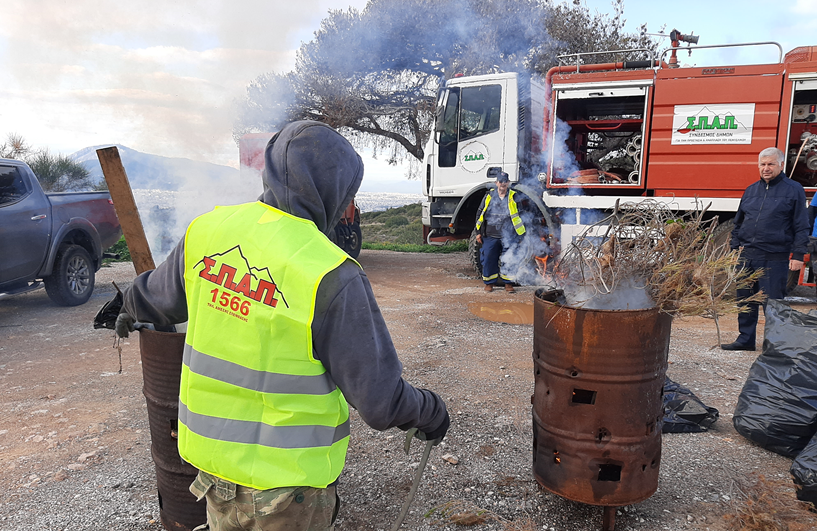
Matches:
[720,341,755,351]
[484,284,493,292]
[504,284,515,293]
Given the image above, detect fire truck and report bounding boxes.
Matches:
[421,36,816,288]
[238,133,363,259]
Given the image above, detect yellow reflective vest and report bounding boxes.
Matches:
[179,201,353,490]
[476,189,526,236]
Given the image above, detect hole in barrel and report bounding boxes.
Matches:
[553,450,561,464]
[598,464,622,482]
[572,388,597,405]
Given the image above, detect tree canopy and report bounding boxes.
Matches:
[234,0,659,167]
[1,133,95,192]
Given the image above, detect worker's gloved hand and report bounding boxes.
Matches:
[423,410,450,441]
[115,312,135,338]
[404,411,450,452]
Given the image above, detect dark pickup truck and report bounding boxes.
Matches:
[0,158,121,306]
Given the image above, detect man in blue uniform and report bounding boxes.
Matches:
[721,147,810,351]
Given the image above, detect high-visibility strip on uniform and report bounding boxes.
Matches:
[508,191,526,235]
[183,344,337,396]
[482,273,499,281]
[178,403,350,449]
[475,189,526,236]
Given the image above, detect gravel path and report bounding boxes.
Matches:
[1,252,815,531]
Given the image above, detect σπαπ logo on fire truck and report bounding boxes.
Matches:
[671,103,755,145]
[194,245,288,310]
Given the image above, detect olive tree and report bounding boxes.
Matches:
[234,0,658,165]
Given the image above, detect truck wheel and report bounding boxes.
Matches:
[468,229,483,276]
[44,244,95,306]
[346,223,362,259]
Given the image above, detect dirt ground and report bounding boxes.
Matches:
[1,250,816,531]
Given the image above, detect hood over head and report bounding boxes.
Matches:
[260,121,363,235]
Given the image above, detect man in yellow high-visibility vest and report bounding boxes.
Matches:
[475,168,526,293]
[115,121,449,531]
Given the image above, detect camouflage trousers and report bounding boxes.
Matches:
[190,471,339,531]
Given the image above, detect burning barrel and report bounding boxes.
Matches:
[139,328,206,530]
[532,289,671,528]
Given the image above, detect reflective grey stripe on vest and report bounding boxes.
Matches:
[179,402,350,449]
[183,344,337,395]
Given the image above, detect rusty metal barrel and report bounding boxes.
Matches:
[532,288,671,513]
[139,328,206,531]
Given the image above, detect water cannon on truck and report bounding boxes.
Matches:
[421,34,816,289]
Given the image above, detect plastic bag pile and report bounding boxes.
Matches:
[733,299,817,504]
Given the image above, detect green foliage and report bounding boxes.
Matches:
[384,215,409,228]
[0,133,32,160]
[360,202,466,252]
[27,150,93,192]
[102,236,131,264]
[363,240,468,253]
[361,202,422,222]
[234,0,658,163]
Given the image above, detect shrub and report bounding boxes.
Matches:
[384,216,410,228]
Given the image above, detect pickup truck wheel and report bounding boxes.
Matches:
[44,245,95,306]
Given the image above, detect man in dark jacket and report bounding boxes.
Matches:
[721,147,810,351]
[116,121,449,530]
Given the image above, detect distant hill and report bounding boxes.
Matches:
[70,144,239,191]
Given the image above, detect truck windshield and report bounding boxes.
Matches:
[438,84,502,168]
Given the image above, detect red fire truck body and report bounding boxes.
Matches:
[422,42,816,286]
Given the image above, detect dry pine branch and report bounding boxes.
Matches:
[553,199,766,323]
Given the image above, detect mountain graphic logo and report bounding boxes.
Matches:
[676,105,748,134]
[195,245,288,309]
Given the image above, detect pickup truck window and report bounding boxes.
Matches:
[0,165,31,206]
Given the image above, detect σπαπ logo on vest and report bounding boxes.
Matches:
[195,245,288,321]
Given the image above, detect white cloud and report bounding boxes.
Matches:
[792,0,817,14]
[0,1,369,167]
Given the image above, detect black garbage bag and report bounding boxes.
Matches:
[93,286,123,330]
[662,376,719,433]
[792,430,817,505]
[733,299,817,458]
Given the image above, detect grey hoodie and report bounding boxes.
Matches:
[123,121,448,438]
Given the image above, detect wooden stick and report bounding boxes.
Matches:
[96,146,156,275]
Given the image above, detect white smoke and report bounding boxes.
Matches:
[561,277,655,311]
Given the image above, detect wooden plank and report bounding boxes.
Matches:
[96,146,156,275]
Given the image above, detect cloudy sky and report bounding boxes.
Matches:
[1,0,815,190]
